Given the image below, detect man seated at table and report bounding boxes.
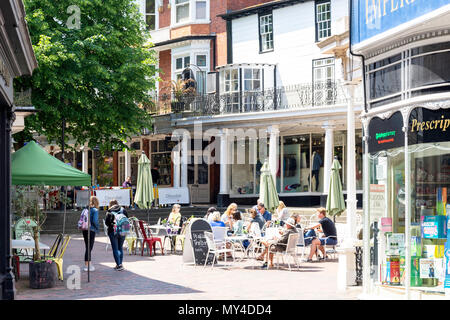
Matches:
[257,203,272,227]
[304,207,337,262]
[246,208,265,234]
[256,218,298,269]
[252,198,262,211]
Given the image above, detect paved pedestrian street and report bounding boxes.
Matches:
[15,234,362,300]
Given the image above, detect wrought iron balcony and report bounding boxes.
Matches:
[150,81,350,116]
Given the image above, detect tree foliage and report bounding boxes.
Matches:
[15,0,157,151]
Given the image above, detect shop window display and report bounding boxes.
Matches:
[367,108,450,291]
[230,138,268,195]
[282,135,310,193]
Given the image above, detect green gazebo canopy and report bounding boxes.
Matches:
[11,141,91,186]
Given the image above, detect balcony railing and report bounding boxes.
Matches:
[150,81,352,116]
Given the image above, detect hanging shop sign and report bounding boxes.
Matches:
[368,111,404,153]
[351,0,450,45]
[409,107,450,146]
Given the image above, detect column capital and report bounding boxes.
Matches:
[218,128,229,137]
[268,125,279,135]
[322,122,336,130]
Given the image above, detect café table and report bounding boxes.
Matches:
[12,239,51,260]
[146,224,181,253]
[225,234,254,261]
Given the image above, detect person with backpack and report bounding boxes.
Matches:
[78,196,99,272]
[105,199,129,271]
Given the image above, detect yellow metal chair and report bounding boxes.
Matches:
[44,233,63,259]
[125,218,137,254]
[175,221,189,253]
[49,235,71,280]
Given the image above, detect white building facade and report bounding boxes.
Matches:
[165,0,366,207]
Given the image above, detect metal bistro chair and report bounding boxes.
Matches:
[175,221,189,253]
[102,219,111,252]
[267,233,300,271]
[211,226,228,249]
[138,220,164,257]
[204,231,234,268]
[295,227,311,261]
[48,235,71,281]
[247,222,265,259]
[128,218,144,255]
[44,233,63,259]
[125,219,137,255]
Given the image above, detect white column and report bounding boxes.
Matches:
[323,123,335,194]
[125,148,131,179]
[173,146,181,188]
[180,133,189,188]
[268,125,279,183]
[219,129,229,194]
[345,82,358,243]
[91,153,96,185]
[337,80,359,292]
[82,147,89,174]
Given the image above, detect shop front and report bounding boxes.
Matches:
[364,102,450,298]
[354,9,450,298]
[228,129,364,207]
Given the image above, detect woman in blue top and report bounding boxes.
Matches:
[83,196,99,272]
[210,211,226,227]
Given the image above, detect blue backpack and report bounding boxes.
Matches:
[113,208,130,237]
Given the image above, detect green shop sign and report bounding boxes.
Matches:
[368,111,404,153]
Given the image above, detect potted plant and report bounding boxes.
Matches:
[12,186,57,289]
[163,79,197,113]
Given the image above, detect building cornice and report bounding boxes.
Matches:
[218,0,309,21]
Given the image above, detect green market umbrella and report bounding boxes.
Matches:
[259,160,279,215]
[134,152,154,222]
[326,158,346,222]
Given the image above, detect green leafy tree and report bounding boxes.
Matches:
[15,0,157,152]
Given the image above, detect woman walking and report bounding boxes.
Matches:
[105,199,129,271]
[83,196,99,272]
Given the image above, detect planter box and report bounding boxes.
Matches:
[29,261,58,289]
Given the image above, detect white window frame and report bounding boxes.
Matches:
[140,0,159,31]
[259,13,274,53]
[173,55,191,80]
[243,68,262,92]
[171,0,210,27]
[316,1,331,41]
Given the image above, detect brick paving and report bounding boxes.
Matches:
[14,234,362,300]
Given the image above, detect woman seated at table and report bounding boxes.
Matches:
[230,211,244,236]
[229,210,250,250]
[290,212,303,229]
[275,201,290,226]
[168,204,181,226]
[204,206,217,223]
[210,211,226,227]
[221,203,237,227]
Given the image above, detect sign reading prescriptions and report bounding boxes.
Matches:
[351,0,450,45]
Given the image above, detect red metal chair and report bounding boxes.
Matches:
[12,255,20,280]
[138,220,164,257]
